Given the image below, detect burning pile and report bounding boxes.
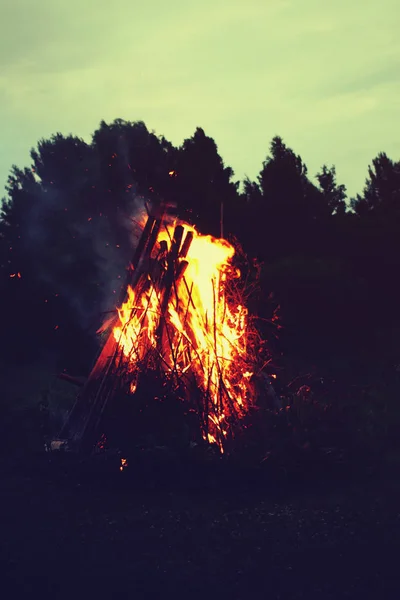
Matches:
[58,200,259,454]
[113,219,255,451]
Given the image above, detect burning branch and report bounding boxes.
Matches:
[58,199,262,455]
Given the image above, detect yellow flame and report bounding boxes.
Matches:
[113,221,254,450]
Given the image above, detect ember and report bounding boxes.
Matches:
[120,457,128,471]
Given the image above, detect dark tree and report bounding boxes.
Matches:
[1,120,400,399]
[242,137,340,260]
[351,153,400,217]
[316,165,347,217]
[347,152,400,374]
[174,127,239,237]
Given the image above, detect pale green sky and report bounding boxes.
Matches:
[1,0,399,198]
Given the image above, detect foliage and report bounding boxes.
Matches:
[1,119,400,472]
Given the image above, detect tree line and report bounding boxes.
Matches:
[1,118,400,395]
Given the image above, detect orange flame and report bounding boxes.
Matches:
[112,220,255,451]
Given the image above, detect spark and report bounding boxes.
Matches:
[120,458,128,472]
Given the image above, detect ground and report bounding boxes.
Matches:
[1,458,400,599]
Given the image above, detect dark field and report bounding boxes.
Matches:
[1,457,400,600]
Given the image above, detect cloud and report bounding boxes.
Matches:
[0,0,399,197]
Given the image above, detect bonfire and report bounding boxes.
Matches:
[56,198,260,455]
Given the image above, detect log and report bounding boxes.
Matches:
[179,231,194,259]
[159,225,184,317]
[118,214,155,305]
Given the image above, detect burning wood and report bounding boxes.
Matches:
[57,199,259,455]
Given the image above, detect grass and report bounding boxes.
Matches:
[2,373,400,599]
[1,450,400,600]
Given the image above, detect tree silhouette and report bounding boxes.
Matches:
[1,120,400,393]
[173,127,239,237]
[351,153,400,216]
[241,137,344,261]
[316,165,347,216]
[347,152,400,373]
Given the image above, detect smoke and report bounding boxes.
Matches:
[15,178,146,333]
[87,195,147,320]
[3,126,161,354]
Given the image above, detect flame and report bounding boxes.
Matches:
[112,219,255,452]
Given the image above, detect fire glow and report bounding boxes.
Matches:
[112,218,255,452]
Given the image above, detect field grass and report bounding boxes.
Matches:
[1,455,400,600]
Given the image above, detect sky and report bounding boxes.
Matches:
[0,0,399,199]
